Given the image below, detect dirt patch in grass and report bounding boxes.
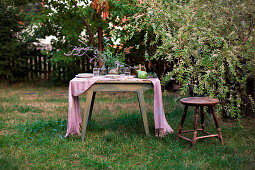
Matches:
[241,118,255,130]
[25,102,68,109]
[20,95,38,101]
[0,129,15,135]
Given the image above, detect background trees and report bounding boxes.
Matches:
[0,0,34,82]
[21,0,140,63]
[4,0,254,118]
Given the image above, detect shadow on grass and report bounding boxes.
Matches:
[0,155,19,170]
[15,112,159,143]
[86,111,154,136]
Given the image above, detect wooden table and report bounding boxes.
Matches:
[81,80,153,141]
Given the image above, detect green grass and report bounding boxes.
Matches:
[0,84,254,169]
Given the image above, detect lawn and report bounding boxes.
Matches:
[0,83,254,169]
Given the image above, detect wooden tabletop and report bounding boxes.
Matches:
[95,80,152,84]
[180,97,219,106]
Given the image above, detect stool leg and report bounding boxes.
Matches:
[200,106,205,133]
[211,106,223,145]
[176,105,188,140]
[192,106,199,146]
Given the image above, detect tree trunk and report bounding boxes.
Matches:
[246,78,255,118]
[98,26,104,68]
[71,0,95,48]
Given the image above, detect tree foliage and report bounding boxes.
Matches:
[21,0,140,64]
[0,0,33,82]
[127,0,255,118]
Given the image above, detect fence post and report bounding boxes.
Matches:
[38,55,42,79]
[43,55,47,80]
[53,62,56,79]
[30,56,33,80]
[48,60,51,80]
[34,55,38,79]
[57,63,61,80]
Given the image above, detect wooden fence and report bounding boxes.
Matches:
[26,53,93,81]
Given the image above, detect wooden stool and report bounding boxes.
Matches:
[176,97,223,146]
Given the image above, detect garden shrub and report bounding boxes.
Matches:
[127,0,255,118]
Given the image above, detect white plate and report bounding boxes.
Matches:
[76,73,93,78]
[105,74,121,79]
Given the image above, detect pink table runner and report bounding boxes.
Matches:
[65,76,173,137]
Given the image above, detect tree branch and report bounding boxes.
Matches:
[71,0,95,48]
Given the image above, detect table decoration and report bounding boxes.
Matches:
[76,73,93,78]
[105,74,121,79]
[93,68,100,76]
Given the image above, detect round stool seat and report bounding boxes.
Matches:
[180,97,219,106]
[177,97,223,147]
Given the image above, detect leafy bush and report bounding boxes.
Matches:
[0,0,34,82]
[127,0,255,118]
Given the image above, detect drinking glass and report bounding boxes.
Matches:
[119,66,125,75]
[100,67,107,76]
[124,67,131,76]
[93,68,100,76]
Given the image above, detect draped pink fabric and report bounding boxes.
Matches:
[149,78,174,136]
[65,77,173,137]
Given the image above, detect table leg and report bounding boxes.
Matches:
[81,90,93,142]
[137,91,149,136]
[88,92,96,121]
